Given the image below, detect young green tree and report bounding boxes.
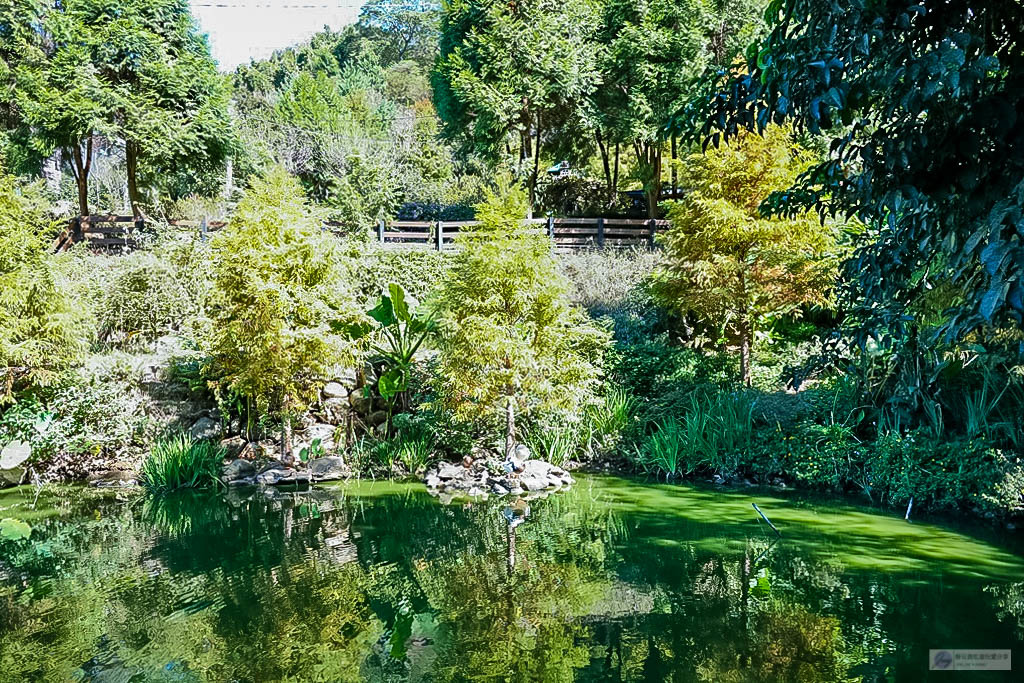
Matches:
[0,165,89,401]
[434,0,601,216]
[653,126,839,386]
[435,179,609,457]
[207,168,361,456]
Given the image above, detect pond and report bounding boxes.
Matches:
[1,476,1022,681]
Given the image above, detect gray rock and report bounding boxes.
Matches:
[509,485,524,496]
[299,423,337,451]
[220,436,246,457]
[0,439,31,485]
[321,397,350,424]
[222,459,256,481]
[323,381,349,399]
[227,477,255,487]
[367,410,389,427]
[491,483,509,496]
[334,367,358,386]
[546,475,564,489]
[190,416,220,441]
[425,474,441,489]
[519,473,548,492]
[522,459,552,477]
[256,467,295,485]
[436,462,463,480]
[87,470,136,488]
[348,391,373,414]
[309,456,347,481]
[514,444,532,460]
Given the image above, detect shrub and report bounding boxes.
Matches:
[0,167,90,400]
[628,390,755,478]
[206,168,363,435]
[523,424,580,467]
[0,353,157,480]
[652,126,841,386]
[140,433,225,492]
[581,385,637,455]
[558,249,659,317]
[434,178,610,456]
[98,253,193,347]
[350,245,452,305]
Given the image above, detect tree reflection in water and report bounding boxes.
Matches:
[0,477,1022,681]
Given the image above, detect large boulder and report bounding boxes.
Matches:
[298,423,337,452]
[323,381,349,399]
[190,416,220,441]
[309,456,348,482]
[0,440,32,486]
[321,397,350,425]
[222,458,256,484]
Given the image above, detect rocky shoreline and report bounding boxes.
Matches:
[424,457,574,503]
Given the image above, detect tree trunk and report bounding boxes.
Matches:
[671,135,677,199]
[739,318,753,388]
[281,393,294,465]
[648,145,662,218]
[125,140,143,219]
[597,129,613,204]
[504,397,516,460]
[69,137,93,217]
[528,112,542,219]
[612,143,620,204]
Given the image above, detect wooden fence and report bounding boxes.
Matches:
[54,215,669,253]
[52,215,143,252]
[376,217,670,251]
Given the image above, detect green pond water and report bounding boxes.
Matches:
[1,476,1022,682]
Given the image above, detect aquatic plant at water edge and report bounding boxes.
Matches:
[140,433,225,492]
[630,390,755,478]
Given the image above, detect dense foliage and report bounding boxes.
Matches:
[654,126,840,385]
[206,169,361,436]
[675,0,1024,341]
[0,168,86,399]
[435,180,609,454]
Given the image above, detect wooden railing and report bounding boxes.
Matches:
[53,215,143,252]
[377,217,670,251]
[54,215,670,253]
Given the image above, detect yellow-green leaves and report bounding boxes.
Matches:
[654,126,841,384]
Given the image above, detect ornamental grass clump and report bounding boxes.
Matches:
[140,433,225,492]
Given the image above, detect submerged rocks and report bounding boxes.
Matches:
[87,470,136,488]
[424,456,573,500]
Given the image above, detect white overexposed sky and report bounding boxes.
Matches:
[190,1,364,71]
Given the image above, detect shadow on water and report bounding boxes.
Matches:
[0,475,1022,681]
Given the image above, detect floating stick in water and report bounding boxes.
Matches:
[752,503,781,537]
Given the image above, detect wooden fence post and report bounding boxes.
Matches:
[647,219,657,249]
[377,219,385,243]
[547,216,555,240]
[435,220,444,251]
[200,216,208,242]
[597,217,605,249]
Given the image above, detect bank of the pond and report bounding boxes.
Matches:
[1,474,1023,681]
